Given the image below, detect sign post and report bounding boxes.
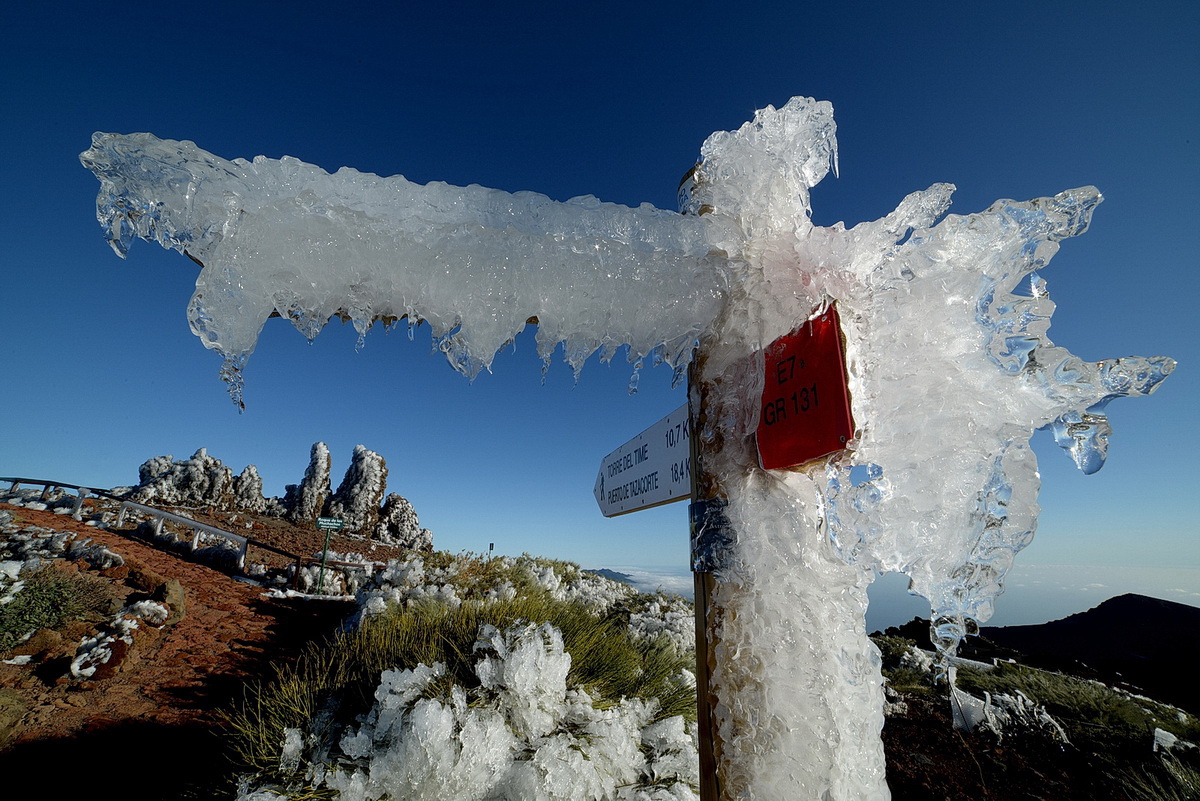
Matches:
[687,351,724,801]
[86,97,1173,801]
[594,403,691,517]
[315,516,344,594]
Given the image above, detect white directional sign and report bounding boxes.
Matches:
[594,403,692,517]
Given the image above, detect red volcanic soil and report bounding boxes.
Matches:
[0,502,364,799]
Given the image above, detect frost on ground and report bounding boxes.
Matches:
[84,96,1174,798]
[0,511,178,674]
[301,625,694,801]
[71,599,171,679]
[237,553,699,801]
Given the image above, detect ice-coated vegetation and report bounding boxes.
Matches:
[231,552,699,801]
[0,516,121,655]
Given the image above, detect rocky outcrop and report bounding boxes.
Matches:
[131,449,235,508]
[284,442,332,525]
[123,441,432,549]
[233,465,267,513]
[376,493,433,550]
[327,445,388,535]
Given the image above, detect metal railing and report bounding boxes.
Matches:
[2,476,331,590]
[1,476,117,520]
[1,476,396,594]
[114,499,249,570]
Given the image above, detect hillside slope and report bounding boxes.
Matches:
[980,594,1200,714]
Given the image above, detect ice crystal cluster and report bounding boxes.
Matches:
[84,97,1173,799]
[239,553,699,800]
[248,623,697,801]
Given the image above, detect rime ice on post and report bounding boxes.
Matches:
[82,97,1173,799]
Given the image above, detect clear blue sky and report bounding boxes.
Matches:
[1,1,1195,626]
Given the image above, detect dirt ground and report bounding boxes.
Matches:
[0,501,387,799]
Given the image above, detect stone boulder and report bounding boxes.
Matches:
[233,465,267,513]
[131,448,234,508]
[284,442,332,525]
[327,445,388,535]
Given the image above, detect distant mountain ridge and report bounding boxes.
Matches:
[880,594,1200,714]
[586,568,635,585]
[979,593,1200,713]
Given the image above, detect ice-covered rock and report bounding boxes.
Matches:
[327,445,388,534]
[284,442,332,525]
[233,464,267,513]
[375,492,430,549]
[137,454,174,487]
[952,688,1070,744]
[131,448,235,508]
[66,537,124,570]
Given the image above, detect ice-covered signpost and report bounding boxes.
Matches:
[82,97,1173,800]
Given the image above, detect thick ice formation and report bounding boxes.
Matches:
[81,131,730,407]
[83,97,1173,799]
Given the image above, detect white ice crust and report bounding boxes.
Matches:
[82,97,1173,799]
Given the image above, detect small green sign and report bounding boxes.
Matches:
[316,517,344,531]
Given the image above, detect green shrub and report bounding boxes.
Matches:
[872,635,938,697]
[1121,753,1200,801]
[223,590,696,777]
[957,662,1199,750]
[0,565,116,652]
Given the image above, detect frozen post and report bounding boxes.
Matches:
[83,97,1174,800]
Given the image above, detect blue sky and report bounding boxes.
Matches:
[1,1,1195,628]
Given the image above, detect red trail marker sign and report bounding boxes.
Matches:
[756,305,855,470]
